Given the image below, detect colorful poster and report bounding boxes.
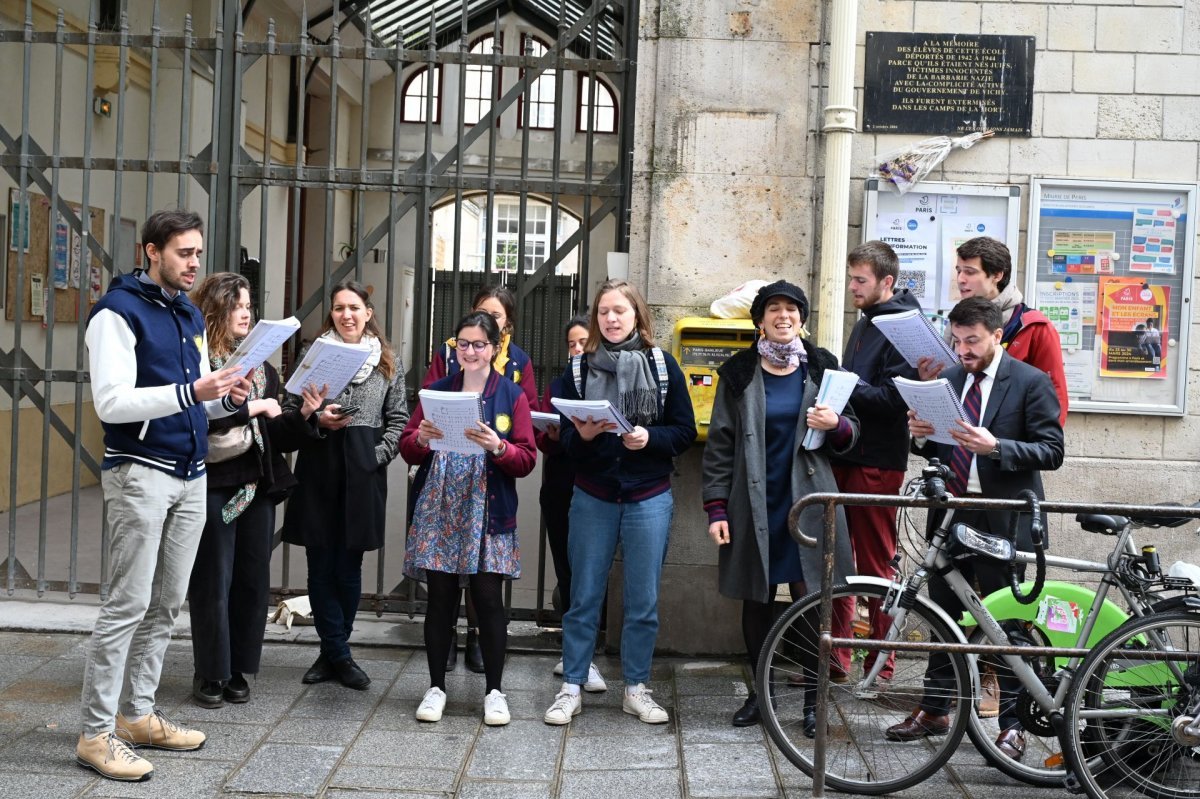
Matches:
[875,213,938,311]
[1036,281,1096,349]
[50,211,70,288]
[70,227,82,288]
[1097,277,1168,378]
[1129,206,1177,274]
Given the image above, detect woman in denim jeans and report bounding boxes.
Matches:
[542,280,697,726]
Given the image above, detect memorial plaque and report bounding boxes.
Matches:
[863,32,1035,136]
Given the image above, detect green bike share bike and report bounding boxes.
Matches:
[755,460,1200,796]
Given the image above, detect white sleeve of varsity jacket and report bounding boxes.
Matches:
[86,308,236,424]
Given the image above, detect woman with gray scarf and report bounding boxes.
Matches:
[542,280,697,727]
[701,280,858,732]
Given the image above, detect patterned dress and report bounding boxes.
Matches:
[403,451,522,580]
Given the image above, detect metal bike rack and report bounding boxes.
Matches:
[786,491,1200,799]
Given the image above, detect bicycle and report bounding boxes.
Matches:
[755,460,1199,795]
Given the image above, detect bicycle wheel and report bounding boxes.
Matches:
[1064,610,1200,799]
[964,625,1075,786]
[757,582,972,795]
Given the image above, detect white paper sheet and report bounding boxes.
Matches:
[530,411,560,432]
[284,338,372,399]
[224,317,301,376]
[872,308,959,370]
[893,376,967,446]
[802,369,859,450]
[550,397,634,434]
[418,389,486,454]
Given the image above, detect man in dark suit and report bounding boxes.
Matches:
[884,297,1064,762]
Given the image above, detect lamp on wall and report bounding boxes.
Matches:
[92,96,112,117]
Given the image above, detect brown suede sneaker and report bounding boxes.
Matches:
[75,732,154,781]
[116,710,206,751]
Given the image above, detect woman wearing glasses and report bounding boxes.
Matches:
[401,311,537,726]
[422,284,536,672]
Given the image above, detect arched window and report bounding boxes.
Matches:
[401,66,442,123]
[577,75,618,134]
[463,35,500,126]
[519,34,556,130]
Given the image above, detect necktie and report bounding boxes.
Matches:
[948,374,985,497]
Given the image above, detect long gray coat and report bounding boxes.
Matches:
[702,342,858,603]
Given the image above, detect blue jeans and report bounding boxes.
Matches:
[561,488,673,686]
[306,545,365,663]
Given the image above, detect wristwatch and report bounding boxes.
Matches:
[987,440,1002,460]
[490,441,506,457]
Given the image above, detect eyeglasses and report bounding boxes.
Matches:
[455,339,491,352]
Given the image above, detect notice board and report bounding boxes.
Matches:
[862,179,1021,316]
[1025,178,1195,416]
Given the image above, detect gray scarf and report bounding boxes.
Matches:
[585,332,659,427]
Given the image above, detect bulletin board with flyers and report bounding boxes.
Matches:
[1025,178,1196,416]
[862,179,1022,316]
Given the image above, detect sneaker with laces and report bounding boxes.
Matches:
[584,663,608,693]
[416,686,446,722]
[623,683,669,724]
[483,689,511,726]
[543,689,581,725]
[76,731,154,781]
[116,710,206,751]
[553,659,564,677]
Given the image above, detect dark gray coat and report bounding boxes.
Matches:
[702,342,858,603]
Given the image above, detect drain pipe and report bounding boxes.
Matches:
[814,0,859,357]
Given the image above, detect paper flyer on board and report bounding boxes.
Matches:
[1097,277,1168,379]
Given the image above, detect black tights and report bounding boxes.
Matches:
[425,571,507,693]
[742,581,806,684]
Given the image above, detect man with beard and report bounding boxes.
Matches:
[76,209,250,782]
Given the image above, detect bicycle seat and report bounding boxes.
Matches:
[1128,501,1200,528]
[1076,513,1128,535]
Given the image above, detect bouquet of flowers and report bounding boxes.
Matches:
[873,131,994,193]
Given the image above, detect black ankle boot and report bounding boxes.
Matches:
[224,672,250,703]
[193,676,224,708]
[732,692,760,727]
[465,628,485,674]
[445,628,458,671]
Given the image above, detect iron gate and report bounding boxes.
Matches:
[0,0,637,623]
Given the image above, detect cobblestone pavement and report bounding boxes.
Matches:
[0,630,1052,798]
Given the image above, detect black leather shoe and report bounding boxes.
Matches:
[465,629,485,674]
[302,654,335,684]
[224,672,250,703]
[445,628,458,671]
[884,709,952,741]
[995,727,1026,761]
[732,693,760,727]
[193,677,224,708]
[804,708,817,739]
[333,657,371,690]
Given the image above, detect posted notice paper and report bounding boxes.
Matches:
[871,308,958,370]
[284,338,372,399]
[550,397,634,434]
[893,376,967,446]
[802,369,859,450]
[417,389,486,454]
[224,317,302,376]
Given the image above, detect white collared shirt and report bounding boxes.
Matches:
[963,347,1004,494]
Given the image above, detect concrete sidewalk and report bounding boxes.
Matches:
[0,600,1046,799]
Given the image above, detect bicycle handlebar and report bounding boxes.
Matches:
[1008,489,1046,605]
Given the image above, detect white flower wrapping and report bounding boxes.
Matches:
[873,131,994,193]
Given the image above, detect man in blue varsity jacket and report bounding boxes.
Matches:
[75,209,250,782]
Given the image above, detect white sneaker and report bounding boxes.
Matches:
[623,683,669,724]
[553,659,564,677]
[415,687,446,722]
[483,690,510,726]
[584,663,607,693]
[543,689,582,725]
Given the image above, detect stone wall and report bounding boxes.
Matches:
[625,0,1200,655]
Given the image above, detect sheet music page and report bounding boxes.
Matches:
[418,389,485,454]
[225,317,301,376]
[530,411,560,432]
[893,376,967,446]
[802,369,859,450]
[872,308,959,370]
[550,398,635,434]
[284,338,372,399]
